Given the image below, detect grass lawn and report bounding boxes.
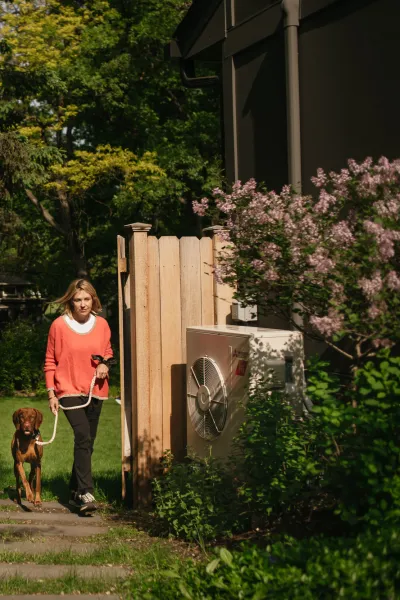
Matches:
[0,388,122,504]
[0,389,200,598]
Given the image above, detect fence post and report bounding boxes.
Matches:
[124,222,152,507]
[117,235,132,501]
[203,225,235,325]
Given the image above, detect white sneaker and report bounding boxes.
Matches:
[69,491,96,513]
[83,492,96,503]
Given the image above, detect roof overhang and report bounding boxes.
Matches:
[168,0,225,61]
[169,0,355,63]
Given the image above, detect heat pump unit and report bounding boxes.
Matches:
[186,325,304,460]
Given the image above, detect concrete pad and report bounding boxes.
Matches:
[0,511,101,524]
[0,563,129,579]
[0,523,107,537]
[0,541,98,554]
[4,596,120,599]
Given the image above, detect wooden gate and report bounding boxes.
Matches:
[117,224,234,506]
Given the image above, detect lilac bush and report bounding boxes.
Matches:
[194,157,400,363]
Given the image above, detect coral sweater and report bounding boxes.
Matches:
[44,315,113,400]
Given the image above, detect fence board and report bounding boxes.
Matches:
[200,237,215,325]
[127,225,151,506]
[117,236,131,500]
[119,227,235,505]
[148,236,163,467]
[159,237,184,459]
[180,237,202,360]
[122,272,132,458]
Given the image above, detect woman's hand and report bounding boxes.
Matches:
[48,395,59,415]
[96,363,109,380]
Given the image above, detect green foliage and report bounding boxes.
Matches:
[0,319,50,394]
[234,387,319,519]
[154,350,400,543]
[310,351,400,526]
[0,0,222,301]
[130,529,400,599]
[202,162,400,362]
[152,451,249,543]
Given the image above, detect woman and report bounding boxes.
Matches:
[44,279,113,513]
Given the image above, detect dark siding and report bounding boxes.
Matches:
[299,0,400,194]
[234,32,288,190]
[234,0,277,26]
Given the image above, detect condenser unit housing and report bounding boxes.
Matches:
[186,325,304,460]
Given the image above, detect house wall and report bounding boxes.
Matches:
[299,0,400,194]
[234,30,288,190]
[234,0,277,25]
[221,0,400,192]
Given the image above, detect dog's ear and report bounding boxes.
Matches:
[34,409,43,430]
[12,410,22,430]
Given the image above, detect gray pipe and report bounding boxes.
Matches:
[282,0,303,330]
[282,0,302,194]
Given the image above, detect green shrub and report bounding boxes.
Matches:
[128,528,400,599]
[0,318,50,394]
[152,451,249,543]
[310,350,400,527]
[234,385,320,519]
[154,350,400,542]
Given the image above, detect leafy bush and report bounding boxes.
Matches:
[154,348,400,544]
[196,157,400,363]
[0,319,49,394]
[234,385,320,520]
[310,350,400,526]
[129,528,400,599]
[152,451,249,543]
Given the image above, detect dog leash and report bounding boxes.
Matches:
[35,373,98,447]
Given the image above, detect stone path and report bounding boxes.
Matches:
[0,498,128,598]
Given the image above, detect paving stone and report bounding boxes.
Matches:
[0,500,71,512]
[0,540,98,554]
[0,523,107,537]
[0,594,119,600]
[0,563,128,579]
[0,511,101,524]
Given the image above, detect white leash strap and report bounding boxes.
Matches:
[36,373,98,446]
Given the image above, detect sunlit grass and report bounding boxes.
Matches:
[0,538,176,566]
[0,574,122,596]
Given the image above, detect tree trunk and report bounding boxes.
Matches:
[56,186,89,278]
[26,186,89,279]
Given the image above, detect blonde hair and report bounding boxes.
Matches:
[54,279,102,316]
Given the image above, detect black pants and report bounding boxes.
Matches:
[60,396,103,494]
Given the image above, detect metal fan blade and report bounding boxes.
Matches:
[208,408,222,434]
[191,366,201,389]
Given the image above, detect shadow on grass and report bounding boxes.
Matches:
[0,462,13,500]
[2,468,123,508]
[38,471,123,505]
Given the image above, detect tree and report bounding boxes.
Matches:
[196,157,400,365]
[0,0,222,296]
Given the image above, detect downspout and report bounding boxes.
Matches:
[282,0,301,193]
[282,0,303,330]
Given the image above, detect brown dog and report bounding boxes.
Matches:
[11,408,43,505]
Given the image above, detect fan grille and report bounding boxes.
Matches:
[188,356,227,441]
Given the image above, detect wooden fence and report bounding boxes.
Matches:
[117,224,234,506]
